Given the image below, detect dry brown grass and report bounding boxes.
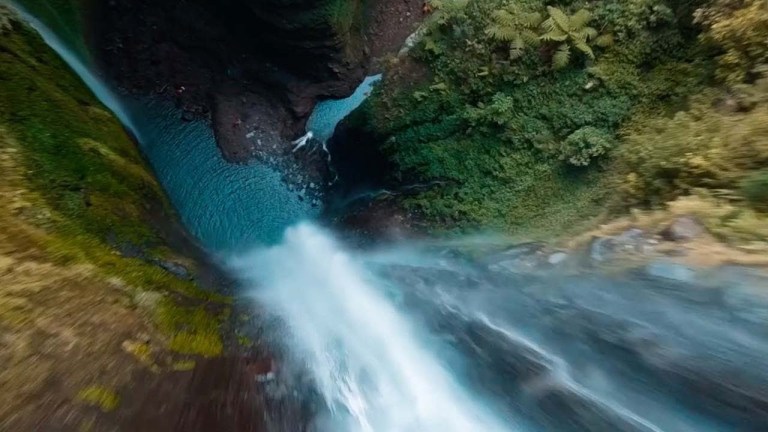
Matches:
[0,131,164,430]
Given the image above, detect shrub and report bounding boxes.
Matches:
[695,0,768,84]
[558,126,615,166]
[613,84,768,208]
[741,170,768,212]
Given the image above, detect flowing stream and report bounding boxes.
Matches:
[15,5,768,431]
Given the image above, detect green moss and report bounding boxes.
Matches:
[171,359,197,371]
[0,18,230,356]
[155,299,225,357]
[14,0,91,61]
[324,0,363,37]
[237,333,253,348]
[76,386,120,412]
[0,23,167,248]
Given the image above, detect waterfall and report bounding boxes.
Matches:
[9,1,140,139]
[229,223,517,432]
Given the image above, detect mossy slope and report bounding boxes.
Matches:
[0,9,228,429]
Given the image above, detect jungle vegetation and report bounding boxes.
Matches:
[353,0,768,238]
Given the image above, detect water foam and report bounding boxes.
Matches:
[230,223,515,432]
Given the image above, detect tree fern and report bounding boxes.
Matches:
[485,6,542,61]
[540,7,602,69]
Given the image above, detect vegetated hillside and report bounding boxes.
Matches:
[0,8,230,430]
[351,0,768,240]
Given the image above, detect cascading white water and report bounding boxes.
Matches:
[230,223,516,432]
[10,1,140,138]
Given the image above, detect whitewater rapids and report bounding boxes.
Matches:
[230,223,517,432]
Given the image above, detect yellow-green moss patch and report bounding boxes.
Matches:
[76,386,120,412]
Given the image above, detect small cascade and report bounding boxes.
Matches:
[305,74,382,146]
[10,1,140,138]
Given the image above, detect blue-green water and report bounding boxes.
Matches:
[306,75,382,143]
[130,100,316,252]
[13,2,314,252]
[15,1,380,253]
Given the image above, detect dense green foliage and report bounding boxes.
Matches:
[741,170,768,212]
[0,21,163,245]
[695,0,768,84]
[0,15,227,356]
[357,0,723,235]
[614,79,768,208]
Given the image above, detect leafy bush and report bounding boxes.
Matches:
[741,170,768,212]
[614,82,768,208]
[558,126,615,166]
[695,0,768,84]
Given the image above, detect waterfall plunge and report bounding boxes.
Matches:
[229,223,517,432]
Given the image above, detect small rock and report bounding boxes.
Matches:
[589,236,616,262]
[152,259,191,279]
[246,131,255,138]
[646,262,697,283]
[660,216,704,242]
[663,248,688,257]
[548,252,568,265]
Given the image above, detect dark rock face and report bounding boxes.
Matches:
[91,0,368,130]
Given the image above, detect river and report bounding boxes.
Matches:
[13,4,768,431]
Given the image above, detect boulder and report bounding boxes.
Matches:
[659,216,704,242]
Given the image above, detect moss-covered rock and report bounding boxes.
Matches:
[0,9,229,429]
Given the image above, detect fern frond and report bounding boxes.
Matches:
[574,40,594,59]
[486,25,519,42]
[593,33,614,47]
[541,17,556,33]
[552,43,570,69]
[570,9,592,30]
[547,7,570,31]
[509,46,524,60]
[520,12,543,28]
[540,29,568,42]
[521,29,541,46]
[491,10,516,27]
[584,27,598,41]
[511,36,525,50]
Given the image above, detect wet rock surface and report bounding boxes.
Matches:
[376,248,768,432]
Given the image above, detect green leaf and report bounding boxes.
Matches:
[540,29,568,42]
[584,27,598,41]
[491,10,515,27]
[520,12,543,28]
[553,43,570,69]
[521,29,541,46]
[547,6,570,31]
[509,36,525,59]
[486,25,518,42]
[574,41,595,59]
[570,9,592,30]
[593,33,614,48]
